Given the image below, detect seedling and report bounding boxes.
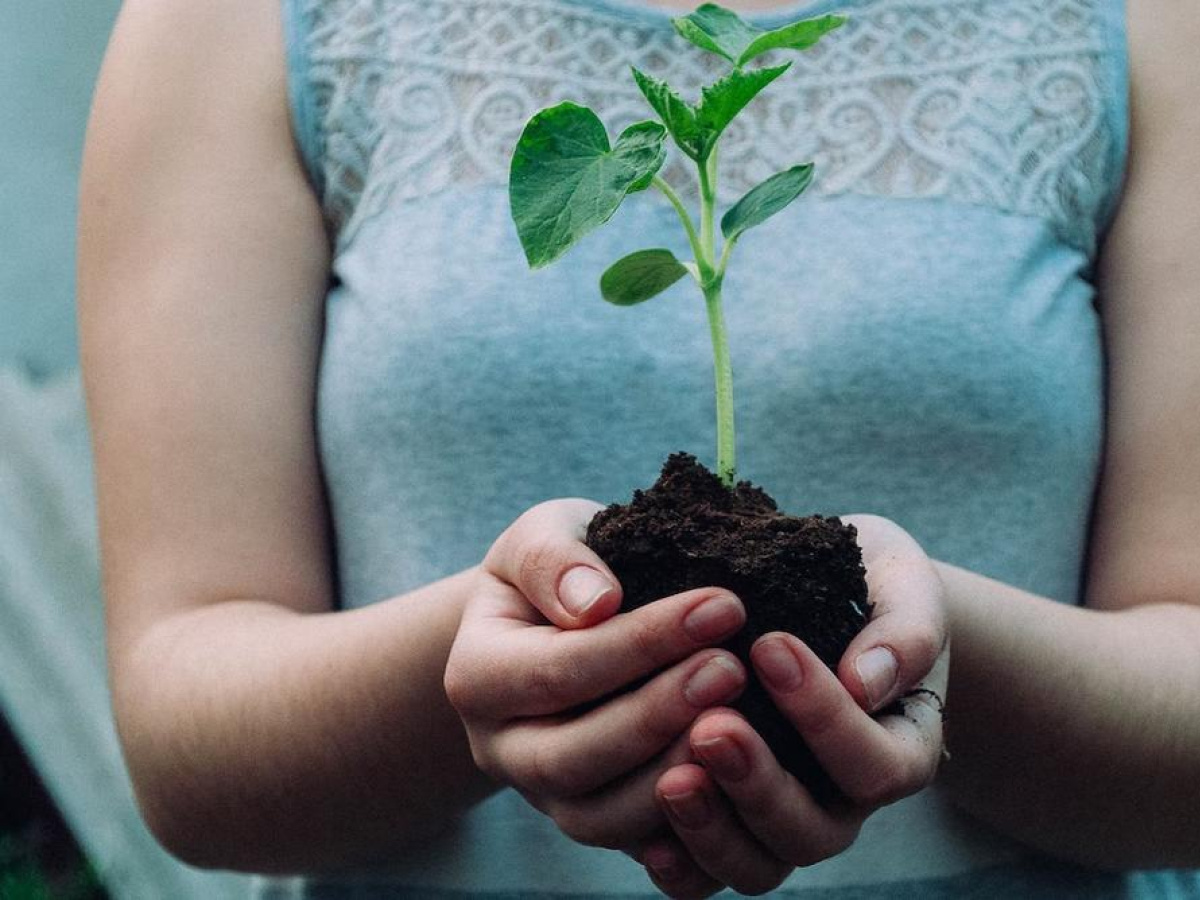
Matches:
[509,3,844,488]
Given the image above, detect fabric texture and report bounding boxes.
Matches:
[277,0,1138,895]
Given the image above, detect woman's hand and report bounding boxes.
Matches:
[641,514,950,898]
[444,499,750,852]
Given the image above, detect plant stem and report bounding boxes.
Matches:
[697,147,735,487]
[716,233,737,279]
[698,148,718,273]
[704,280,736,487]
[652,176,704,275]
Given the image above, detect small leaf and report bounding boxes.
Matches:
[673,5,846,68]
[672,4,761,65]
[696,63,791,142]
[510,104,667,268]
[600,249,689,305]
[632,67,708,161]
[738,14,846,66]
[720,163,814,242]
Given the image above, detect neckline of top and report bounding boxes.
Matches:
[572,0,861,29]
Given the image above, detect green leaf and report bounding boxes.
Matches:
[739,14,846,66]
[672,4,761,65]
[600,249,689,305]
[632,64,790,163]
[673,4,846,67]
[696,63,790,141]
[631,67,708,161]
[720,163,814,242]
[510,103,667,269]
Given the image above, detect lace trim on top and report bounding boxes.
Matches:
[289,0,1126,256]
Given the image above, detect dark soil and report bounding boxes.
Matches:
[586,453,868,801]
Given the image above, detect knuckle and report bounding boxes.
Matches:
[442,656,484,718]
[906,627,945,672]
[465,737,500,782]
[525,739,587,798]
[483,520,519,574]
[524,656,584,712]
[442,660,473,715]
[792,686,851,740]
[629,693,683,751]
[846,768,895,808]
[626,614,672,668]
[517,540,561,594]
[848,756,924,808]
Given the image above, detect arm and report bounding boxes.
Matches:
[81,3,744,876]
[628,4,1200,891]
[936,0,1200,866]
[79,0,492,871]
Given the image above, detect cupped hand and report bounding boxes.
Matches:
[444,498,750,851]
[641,514,950,898]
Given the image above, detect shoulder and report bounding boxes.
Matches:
[84,0,305,222]
[1125,0,1200,128]
[98,0,289,125]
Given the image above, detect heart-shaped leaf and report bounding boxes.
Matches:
[600,249,690,305]
[739,14,846,66]
[510,103,667,269]
[696,63,790,141]
[720,163,814,242]
[673,4,845,68]
[632,67,708,161]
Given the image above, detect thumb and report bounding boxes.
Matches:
[838,515,948,713]
[483,498,623,629]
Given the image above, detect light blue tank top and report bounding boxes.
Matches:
[276,0,1142,896]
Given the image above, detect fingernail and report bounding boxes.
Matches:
[755,637,803,692]
[856,646,899,711]
[559,566,614,617]
[663,788,711,828]
[695,735,751,781]
[683,593,744,642]
[683,655,743,707]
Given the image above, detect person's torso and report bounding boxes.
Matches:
[276,0,1129,895]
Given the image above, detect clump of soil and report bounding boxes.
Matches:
[586,452,868,800]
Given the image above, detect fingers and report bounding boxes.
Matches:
[447,585,745,719]
[655,764,794,896]
[538,733,697,850]
[482,498,622,628]
[640,837,724,900]
[688,711,863,867]
[752,633,945,809]
[485,650,745,799]
[839,514,948,713]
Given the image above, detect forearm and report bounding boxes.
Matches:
[112,567,495,874]
[937,562,1200,867]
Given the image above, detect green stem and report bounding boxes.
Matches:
[698,149,718,269]
[704,281,736,487]
[716,234,737,279]
[652,176,704,273]
[696,146,735,487]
